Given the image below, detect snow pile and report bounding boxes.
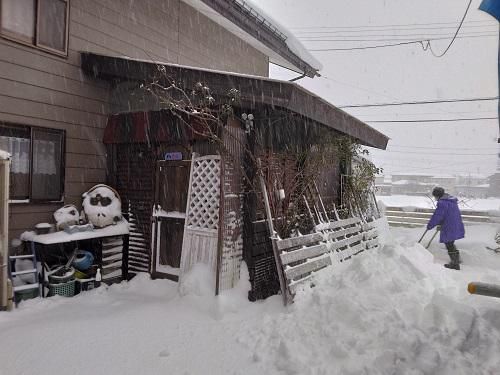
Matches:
[238,226,500,374]
[0,149,10,160]
[179,263,215,297]
[2,224,500,374]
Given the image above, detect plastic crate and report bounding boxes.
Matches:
[48,280,75,297]
[16,288,39,303]
[75,278,96,294]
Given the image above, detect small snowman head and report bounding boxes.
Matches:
[54,204,80,230]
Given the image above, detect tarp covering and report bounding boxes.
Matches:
[479,0,500,21]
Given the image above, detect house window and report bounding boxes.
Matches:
[0,123,64,202]
[0,0,69,56]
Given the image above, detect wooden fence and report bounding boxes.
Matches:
[384,206,500,227]
[273,217,379,304]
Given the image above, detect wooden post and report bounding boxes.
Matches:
[0,157,9,310]
[257,159,288,305]
[215,156,225,296]
[313,181,330,222]
[303,195,316,226]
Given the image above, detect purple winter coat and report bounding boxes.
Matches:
[427,194,465,243]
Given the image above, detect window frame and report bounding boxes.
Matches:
[0,122,65,204]
[0,0,70,57]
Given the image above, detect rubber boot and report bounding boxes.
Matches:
[444,252,460,270]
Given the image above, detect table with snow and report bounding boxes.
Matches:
[21,220,130,297]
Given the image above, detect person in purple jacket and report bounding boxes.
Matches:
[427,187,465,270]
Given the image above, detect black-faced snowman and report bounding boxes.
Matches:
[82,184,122,228]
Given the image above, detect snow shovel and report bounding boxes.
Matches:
[418,228,438,249]
[425,229,439,249]
[418,229,428,244]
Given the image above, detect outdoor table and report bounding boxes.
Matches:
[20,220,130,297]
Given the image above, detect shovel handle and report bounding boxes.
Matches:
[426,229,439,249]
[418,229,428,243]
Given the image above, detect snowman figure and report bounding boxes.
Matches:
[82,184,122,228]
[53,204,80,231]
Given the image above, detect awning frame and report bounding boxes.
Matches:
[81,53,389,150]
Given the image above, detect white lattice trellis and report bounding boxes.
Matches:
[180,155,222,289]
[186,157,221,230]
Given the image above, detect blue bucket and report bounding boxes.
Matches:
[72,251,94,271]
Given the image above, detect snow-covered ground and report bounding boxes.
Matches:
[1,221,500,375]
[377,195,500,213]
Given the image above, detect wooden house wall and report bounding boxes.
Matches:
[2,0,268,242]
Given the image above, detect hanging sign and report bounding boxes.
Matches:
[164,152,183,161]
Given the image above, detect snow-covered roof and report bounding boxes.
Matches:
[392,172,433,177]
[393,180,409,185]
[181,0,322,76]
[0,149,10,160]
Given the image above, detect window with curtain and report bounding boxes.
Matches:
[0,123,64,201]
[0,0,69,55]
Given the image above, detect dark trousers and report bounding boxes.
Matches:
[445,241,460,263]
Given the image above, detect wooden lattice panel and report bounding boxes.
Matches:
[185,156,221,231]
[180,154,223,288]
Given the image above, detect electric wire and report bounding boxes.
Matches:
[308,34,495,51]
[426,0,474,57]
[290,19,496,30]
[382,150,499,156]
[388,145,500,150]
[298,31,496,41]
[366,117,498,123]
[339,96,499,109]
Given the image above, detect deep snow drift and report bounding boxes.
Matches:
[1,221,500,375]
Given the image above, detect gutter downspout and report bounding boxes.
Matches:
[0,157,10,311]
[289,72,306,82]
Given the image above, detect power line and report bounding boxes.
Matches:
[427,0,473,57]
[294,24,497,35]
[388,145,500,150]
[363,109,497,117]
[308,34,496,51]
[339,96,499,109]
[377,157,495,172]
[367,116,498,123]
[382,150,499,156]
[298,31,496,41]
[289,19,496,30]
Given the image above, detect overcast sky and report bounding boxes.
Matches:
[252,0,499,177]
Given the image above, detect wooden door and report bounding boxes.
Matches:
[152,160,190,280]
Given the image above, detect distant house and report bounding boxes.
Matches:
[391,173,434,196]
[0,0,388,301]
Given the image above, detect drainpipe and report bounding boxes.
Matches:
[0,157,10,311]
[289,72,307,82]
